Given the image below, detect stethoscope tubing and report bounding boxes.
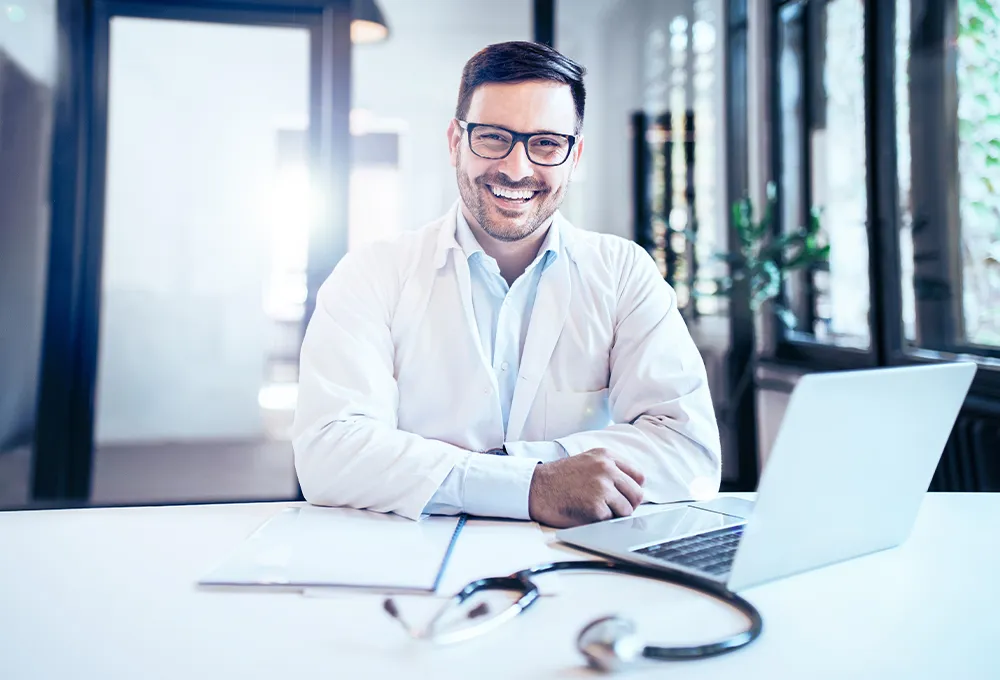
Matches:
[449,559,763,660]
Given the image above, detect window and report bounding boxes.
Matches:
[955,0,1000,348]
[774,0,870,350]
[899,0,1000,355]
[754,0,1000,493]
[811,0,869,346]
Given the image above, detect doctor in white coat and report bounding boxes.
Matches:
[292,41,721,528]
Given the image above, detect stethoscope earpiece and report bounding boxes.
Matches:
[577,615,646,672]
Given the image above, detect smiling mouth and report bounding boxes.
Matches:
[486,184,540,205]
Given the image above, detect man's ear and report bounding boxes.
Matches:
[447,119,461,168]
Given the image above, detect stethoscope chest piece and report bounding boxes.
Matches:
[577,615,646,672]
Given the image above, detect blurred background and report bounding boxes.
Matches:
[1,0,997,510]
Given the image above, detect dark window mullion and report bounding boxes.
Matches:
[772,1,812,338]
[769,0,877,368]
[909,0,963,350]
[867,0,904,366]
[724,0,759,491]
[798,0,819,336]
[771,3,792,341]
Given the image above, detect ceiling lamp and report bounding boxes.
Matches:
[352,0,390,44]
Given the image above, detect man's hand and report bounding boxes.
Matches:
[528,448,645,528]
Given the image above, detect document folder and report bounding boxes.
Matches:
[199,506,465,593]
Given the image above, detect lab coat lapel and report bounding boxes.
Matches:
[437,205,500,387]
[505,251,572,441]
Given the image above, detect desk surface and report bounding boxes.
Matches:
[1,493,997,679]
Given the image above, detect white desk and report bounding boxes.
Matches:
[1,493,997,679]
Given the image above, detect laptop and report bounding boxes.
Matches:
[556,362,977,591]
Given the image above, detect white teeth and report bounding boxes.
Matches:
[490,186,535,201]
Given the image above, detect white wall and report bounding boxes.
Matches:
[556,0,644,239]
[0,0,56,86]
[0,0,55,455]
[557,0,727,247]
[95,18,310,444]
[351,0,532,232]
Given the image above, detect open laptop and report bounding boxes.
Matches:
[556,362,977,591]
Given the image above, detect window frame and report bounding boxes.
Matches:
[769,0,879,368]
[31,0,354,505]
[763,0,1000,401]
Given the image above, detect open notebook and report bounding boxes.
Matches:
[199,506,466,593]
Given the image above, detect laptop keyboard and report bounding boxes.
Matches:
[633,524,745,576]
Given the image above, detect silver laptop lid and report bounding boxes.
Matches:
[728,362,976,591]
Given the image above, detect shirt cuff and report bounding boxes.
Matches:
[503,440,568,462]
[463,454,541,520]
[420,458,468,516]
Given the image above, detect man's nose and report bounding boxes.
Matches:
[496,141,535,183]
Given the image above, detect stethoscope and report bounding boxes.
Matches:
[384,558,763,672]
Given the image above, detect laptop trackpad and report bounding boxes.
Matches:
[690,496,755,520]
[623,505,745,549]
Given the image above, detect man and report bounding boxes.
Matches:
[292,41,721,528]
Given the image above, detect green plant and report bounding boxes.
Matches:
[697,183,830,426]
[709,182,830,330]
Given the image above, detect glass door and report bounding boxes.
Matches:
[31,0,351,506]
[93,17,314,503]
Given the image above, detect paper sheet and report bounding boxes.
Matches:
[304,517,570,600]
[198,506,463,593]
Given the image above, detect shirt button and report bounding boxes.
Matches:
[500,362,509,371]
[483,387,491,395]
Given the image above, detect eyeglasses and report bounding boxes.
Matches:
[382,558,763,667]
[384,573,539,645]
[457,120,576,167]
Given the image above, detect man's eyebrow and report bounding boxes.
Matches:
[480,122,573,136]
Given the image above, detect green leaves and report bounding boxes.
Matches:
[702,182,831,327]
[969,200,996,219]
[974,0,998,21]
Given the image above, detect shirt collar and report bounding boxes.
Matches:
[454,206,561,271]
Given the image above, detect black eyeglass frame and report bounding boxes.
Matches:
[456,119,577,167]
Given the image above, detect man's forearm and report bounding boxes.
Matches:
[292,416,467,520]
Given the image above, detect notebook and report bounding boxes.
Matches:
[198,506,466,593]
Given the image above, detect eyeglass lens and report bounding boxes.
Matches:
[425,586,526,641]
[469,125,570,165]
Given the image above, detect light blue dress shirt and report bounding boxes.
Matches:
[421,210,567,518]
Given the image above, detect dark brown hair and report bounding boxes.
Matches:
[455,41,587,134]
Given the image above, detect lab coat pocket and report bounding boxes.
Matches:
[544,388,612,441]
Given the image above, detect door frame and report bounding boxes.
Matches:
[32,0,352,504]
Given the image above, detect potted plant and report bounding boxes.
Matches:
[706,183,830,425]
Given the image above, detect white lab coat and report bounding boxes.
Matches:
[292,203,721,520]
